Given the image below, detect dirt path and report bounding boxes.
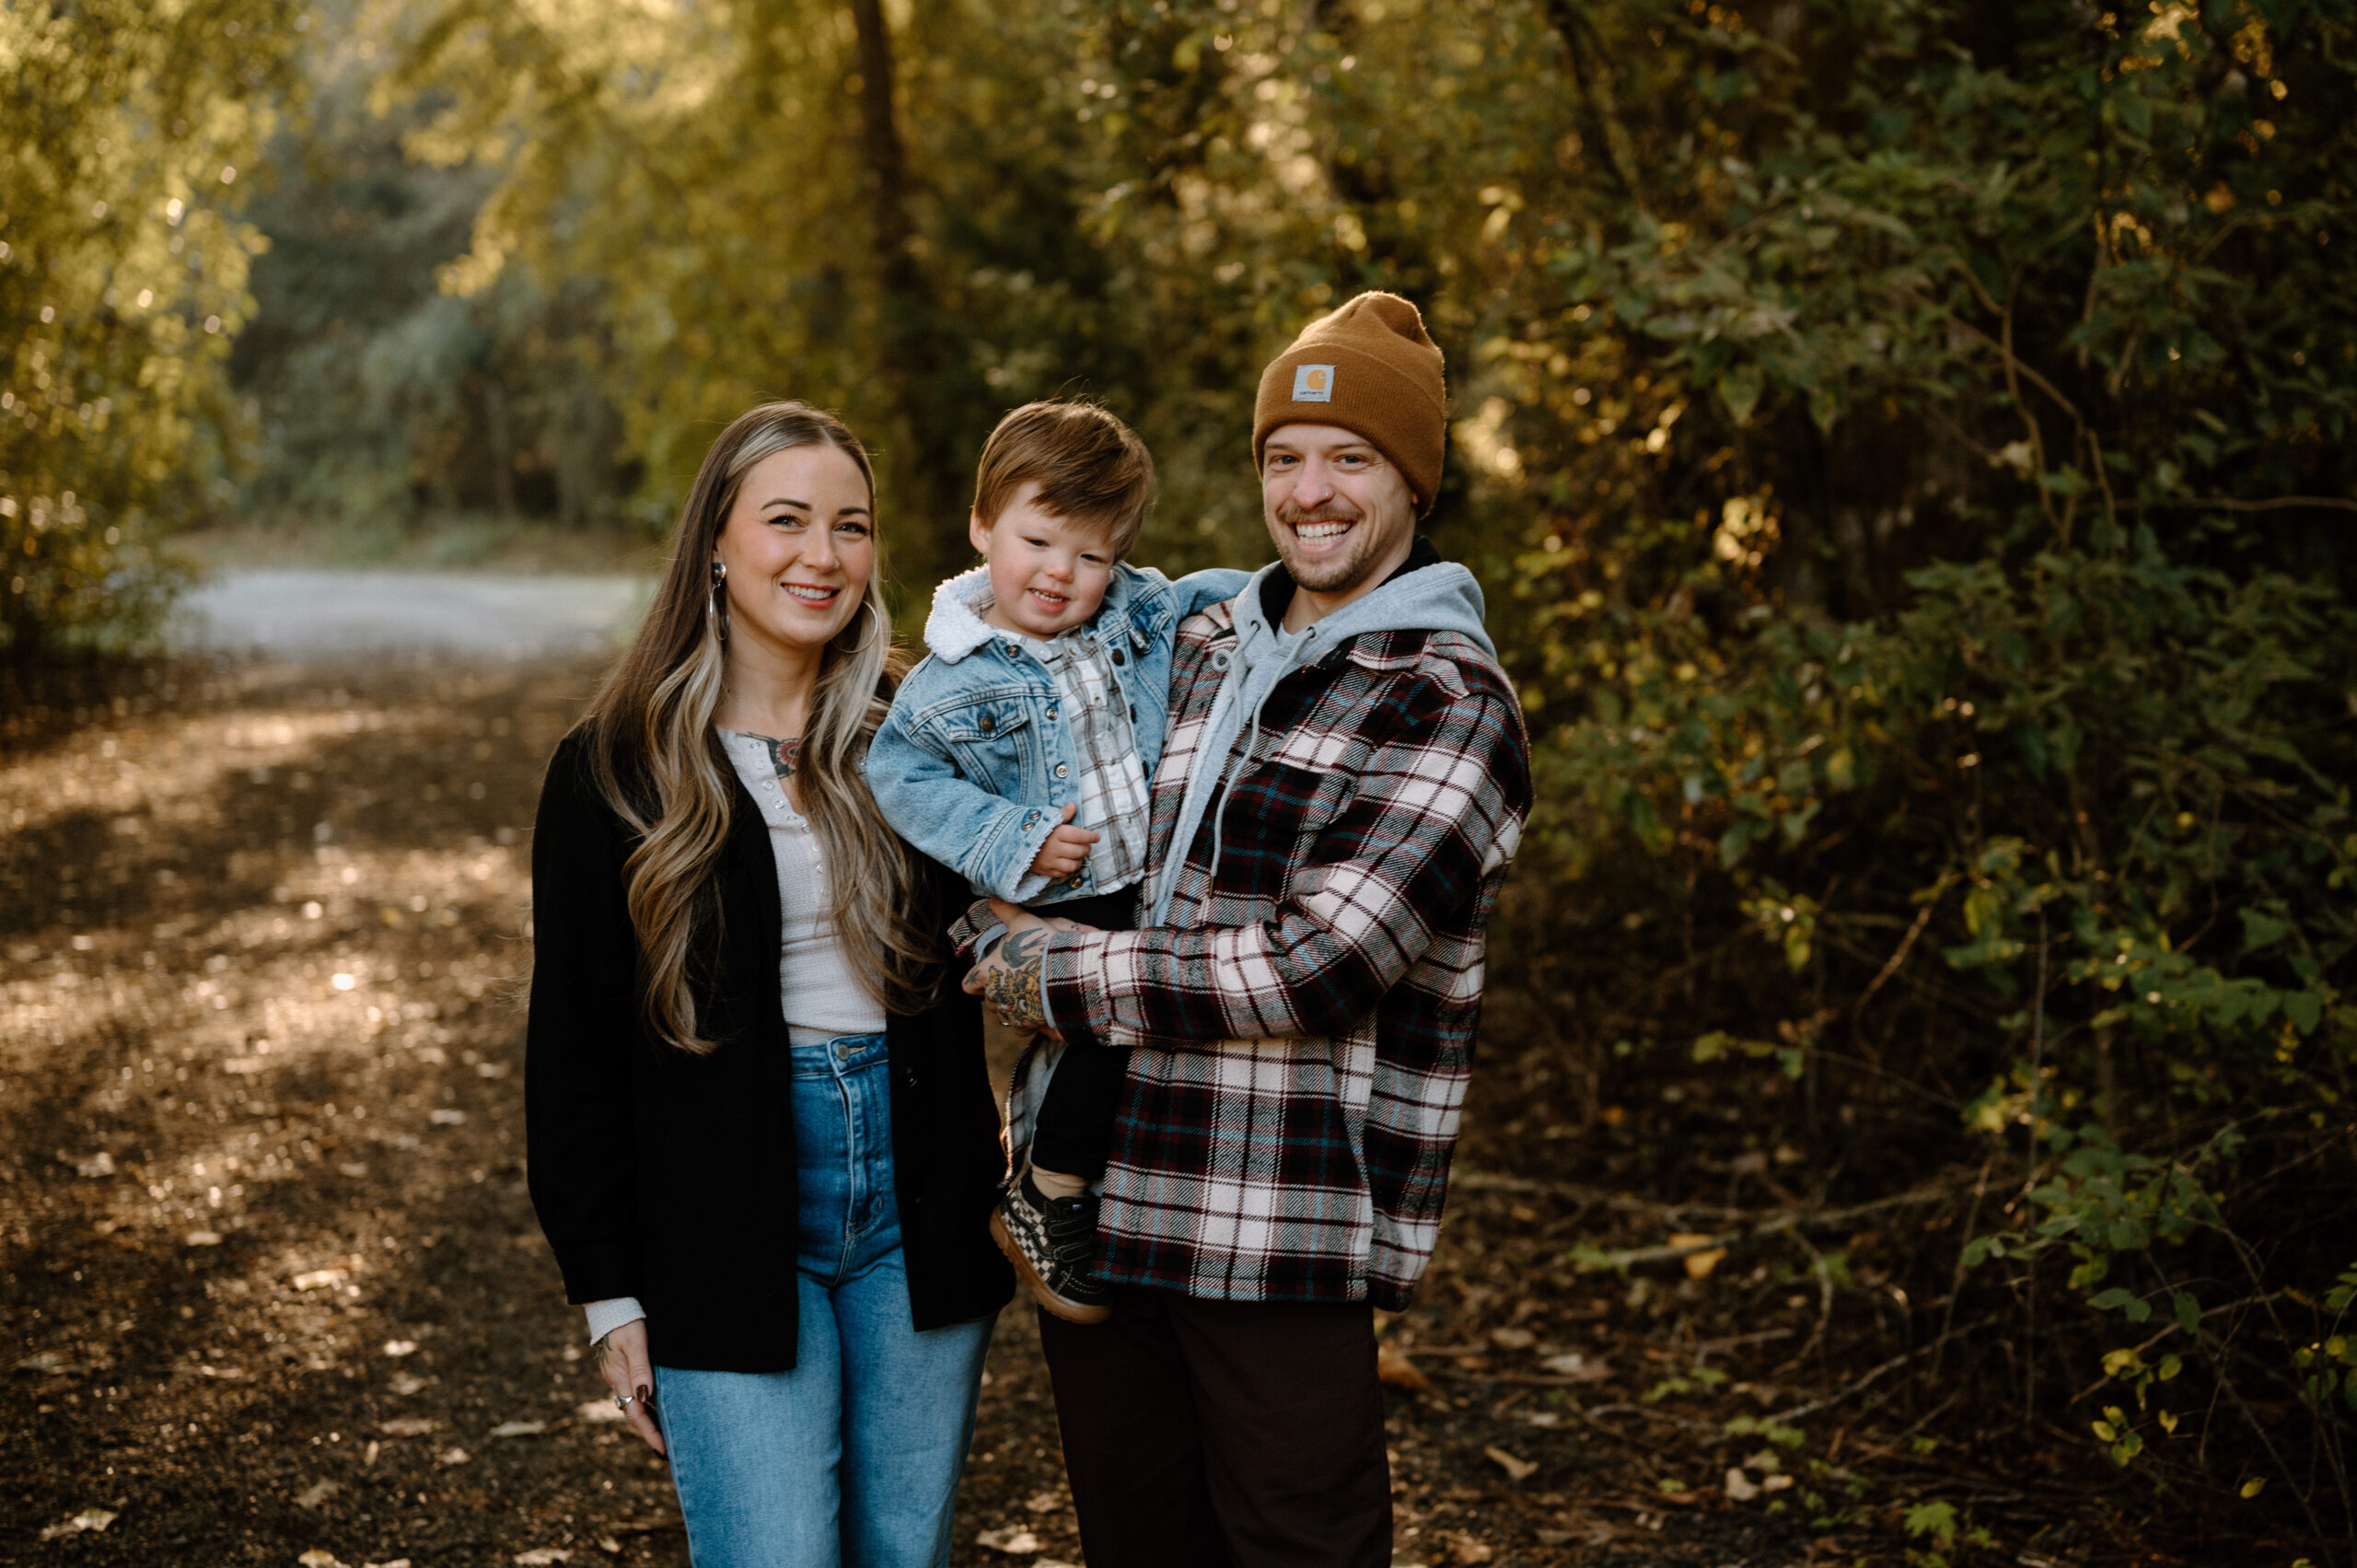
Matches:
[2,653,2136,1568]
[169,573,655,662]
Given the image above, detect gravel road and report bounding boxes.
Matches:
[171,572,655,661]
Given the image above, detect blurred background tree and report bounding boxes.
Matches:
[7,0,2354,1544]
[0,0,303,655]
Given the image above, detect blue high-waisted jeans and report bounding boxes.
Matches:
[653,1032,996,1568]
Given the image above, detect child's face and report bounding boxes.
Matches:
[970,482,1118,641]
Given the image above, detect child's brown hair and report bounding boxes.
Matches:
[971,401,1156,558]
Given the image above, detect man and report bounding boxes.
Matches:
[967,290,1531,1568]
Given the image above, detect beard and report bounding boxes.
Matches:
[1269,497,1409,597]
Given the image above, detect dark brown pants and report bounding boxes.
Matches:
[1035,1291,1393,1568]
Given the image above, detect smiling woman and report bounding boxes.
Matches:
[522,401,1013,1565]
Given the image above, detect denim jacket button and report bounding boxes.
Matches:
[1055,763,1069,778]
[979,714,995,733]
[1111,649,1126,666]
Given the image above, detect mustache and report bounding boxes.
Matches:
[1277,505,1363,527]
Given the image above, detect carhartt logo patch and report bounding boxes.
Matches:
[1291,364,1335,402]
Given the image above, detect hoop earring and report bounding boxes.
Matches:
[836,596,883,655]
[707,559,729,645]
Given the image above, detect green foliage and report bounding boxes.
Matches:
[24,0,2336,1531]
[0,0,304,654]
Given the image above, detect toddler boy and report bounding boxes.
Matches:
[865,401,1245,1322]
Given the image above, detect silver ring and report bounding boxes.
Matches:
[613,1393,634,1409]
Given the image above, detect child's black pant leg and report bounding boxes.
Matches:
[1025,888,1138,1181]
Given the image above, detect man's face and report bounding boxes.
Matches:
[1260,424,1417,600]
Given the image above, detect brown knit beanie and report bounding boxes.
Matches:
[1252,291,1447,515]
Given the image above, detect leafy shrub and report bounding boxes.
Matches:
[0,0,302,656]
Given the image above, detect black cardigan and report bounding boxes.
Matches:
[524,730,1014,1372]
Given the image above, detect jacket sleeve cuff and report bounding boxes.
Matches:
[584,1296,645,1343]
[1043,930,1116,1049]
[985,807,1066,903]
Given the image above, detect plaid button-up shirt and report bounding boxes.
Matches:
[1012,623,1153,897]
[1022,581,1530,1310]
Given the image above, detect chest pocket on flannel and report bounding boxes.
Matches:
[938,701,1038,782]
[1215,732,1357,899]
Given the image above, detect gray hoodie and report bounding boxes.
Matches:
[1144,551,1497,925]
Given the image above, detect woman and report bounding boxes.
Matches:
[525,401,1014,1567]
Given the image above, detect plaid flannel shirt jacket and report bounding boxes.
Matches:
[1015,571,1531,1310]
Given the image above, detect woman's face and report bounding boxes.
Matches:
[712,443,876,656]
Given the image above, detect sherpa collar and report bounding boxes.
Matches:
[922,567,999,663]
[921,562,1155,664]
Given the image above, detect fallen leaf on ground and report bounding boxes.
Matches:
[295,1480,341,1509]
[1760,1473,1794,1493]
[1024,1490,1065,1514]
[1445,1530,1494,1562]
[436,1446,471,1466]
[38,1509,118,1541]
[1484,1446,1538,1482]
[430,1109,468,1125]
[1723,1468,1760,1501]
[1667,1232,1727,1281]
[293,1269,350,1292]
[72,1151,117,1177]
[976,1527,1042,1553]
[378,1419,438,1437]
[490,1419,549,1437]
[389,1372,429,1395]
[362,1561,412,1568]
[1376,1342,1431,1390]
[184,1230,223,1246]
[15,1352,72,1374]
[1538,1352,1610,1381]
[597,1539,621,1555]
[296,1551,344,1567]
[513,1551,572,1566]
[1489,1326,1536,1350]
[577,1400,626,1423]
[382,1340,419,1357]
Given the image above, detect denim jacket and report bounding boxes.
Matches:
[865,562,1250,906]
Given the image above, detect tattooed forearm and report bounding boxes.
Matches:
[981,951,1049,1032]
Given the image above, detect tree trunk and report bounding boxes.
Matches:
[844,0,962,574]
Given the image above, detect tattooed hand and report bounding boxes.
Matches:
[962,900,1088,1035]
[980,929,1050,1031]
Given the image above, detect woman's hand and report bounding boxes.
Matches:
[965,899,1093,1036]
[595,1320,667,1455]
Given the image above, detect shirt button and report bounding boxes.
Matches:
[1055,763,1069,778]
[1047,708,1058,720]
[1112,649,1126,666]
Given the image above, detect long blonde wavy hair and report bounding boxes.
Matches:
[576,401,944,1053]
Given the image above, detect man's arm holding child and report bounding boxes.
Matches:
[967,679,1528,1044]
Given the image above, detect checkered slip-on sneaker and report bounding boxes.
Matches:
[991,1165,1113,1325]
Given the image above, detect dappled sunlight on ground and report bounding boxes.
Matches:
[3,655,2155,1568]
